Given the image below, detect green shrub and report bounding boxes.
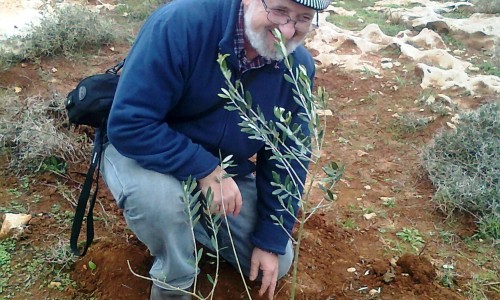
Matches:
[421,102,499,240]
[0,5,116,69]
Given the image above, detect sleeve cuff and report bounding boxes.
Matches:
[251,220,290,255]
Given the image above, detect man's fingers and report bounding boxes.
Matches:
[267,274,277,300]
[233,192,243,216]
[259,269,273,297]
[249,257,259,281]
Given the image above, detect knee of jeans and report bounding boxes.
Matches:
[278,246,294,279]
[122,174,187,222]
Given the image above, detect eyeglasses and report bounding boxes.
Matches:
[261,0,318,33]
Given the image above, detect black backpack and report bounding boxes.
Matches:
[66,60,124,256]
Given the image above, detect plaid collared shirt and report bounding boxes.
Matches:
[234,2,272,73]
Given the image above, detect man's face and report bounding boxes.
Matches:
[243,0,315,60]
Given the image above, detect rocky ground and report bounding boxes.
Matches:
[0,0,498,299]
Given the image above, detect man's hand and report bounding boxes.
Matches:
[249,247,279,300]
[198,165,242,216]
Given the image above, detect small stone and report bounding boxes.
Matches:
[14,87,22,93]
[369,289,380,296]
[436,94,452,104]
[446,122,456,129]
[356,150,369,157]
[49,281,61,288]
[364,185,371,190]
[419,108,425,112]
[387,108,392,112]
[381,62,394,69]
[468,66,479,71]
[363,212,377,220]
[382,269,396,283]
[317,109,333,116]
[425,95,435,105]
[347,267,357,273]
[51,67,58,73]
[389,257,398,267]
[451,114,460,124]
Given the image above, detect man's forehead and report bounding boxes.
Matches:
[275,0,331,10]
[266,0,316,13]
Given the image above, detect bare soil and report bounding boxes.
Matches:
[0,9,498,300]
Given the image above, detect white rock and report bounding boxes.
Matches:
[381,62,394,69]
[436,94,452,104]
[347,267,357,273]
[317,109,333,116]
[0,213,32,239]
[425,95,435,105]
[363,212,377,220]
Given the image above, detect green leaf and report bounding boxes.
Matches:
[88,261,97,270]
[207,273,215,285]
[196,248,204,263]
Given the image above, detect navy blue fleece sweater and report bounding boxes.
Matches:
[107,0,315,255]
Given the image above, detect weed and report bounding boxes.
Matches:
[441,10,473,19]
[396,227,425,252]
[441,34,464,50]
[0,239,16,294]
[360,66,377,77]
[394,113,434,133]
[326,2,407,36]
[116,0,168,21]
[382,197,396,208]
[41,156,67,174]
[438,230,458,245]
[422,102,499,240]
[0,5,116,68]
[394,76,406,87]
[0,93,90,172]
[466,270,499,299]
[439,264,456,288]
[477,61,500,77]
[342,218,359,230]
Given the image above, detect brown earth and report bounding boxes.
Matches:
[0,5,498,300]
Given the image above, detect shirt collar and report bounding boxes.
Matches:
[234,2,272,73]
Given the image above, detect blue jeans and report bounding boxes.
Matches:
[101,144,293,290]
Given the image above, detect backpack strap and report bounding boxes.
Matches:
[106,59,125,75]
[70,128,104,256]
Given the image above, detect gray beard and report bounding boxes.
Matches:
[243,4,302,61]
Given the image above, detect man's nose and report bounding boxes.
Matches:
[278,22,296,40]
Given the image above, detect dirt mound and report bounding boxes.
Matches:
[397,253,436,284]
[72,238,152,300]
